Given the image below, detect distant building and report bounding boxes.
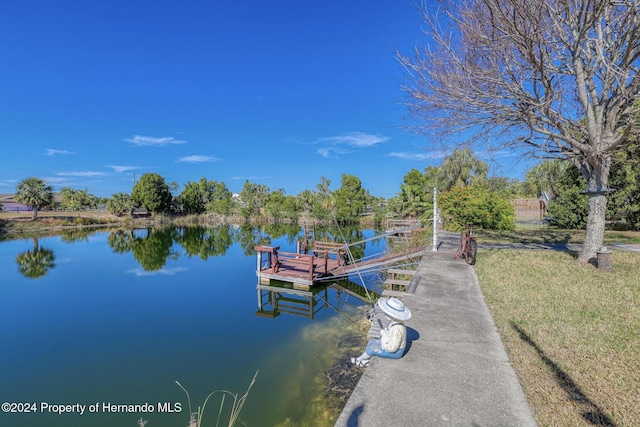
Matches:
[0,193,63,212]
[0,194,28,212]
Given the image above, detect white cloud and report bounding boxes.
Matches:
[177,155,221,163]
[318,132,389,148]
[42,177,70,185]
[125,135,186,147]
[314,132,389,158]
[57,171,106,177]
[46,148,76,156]
[126,267,189,276]
[317,147,350,158]
[386,152,439,161]
[317,147,332,158]
[108,165,139,173]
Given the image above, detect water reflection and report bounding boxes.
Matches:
[15,237,56,279]
[59,229,92,243]
[257,282,329,319]
[107,226,232,271]
[301,225,368,262]
[235,223,272,255]
[256,279,379,320]
[136,229,180,270]
[102,223,374,272]
[13,223,382,290]
[107,229,135,253]
[174,226,233,259]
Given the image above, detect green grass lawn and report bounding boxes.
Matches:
[476,249,640,426]
[477,228,640,245]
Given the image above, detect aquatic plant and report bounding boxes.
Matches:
[175,370,258,427]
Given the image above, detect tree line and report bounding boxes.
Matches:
[5,144,639,231]
[4,172,372,225]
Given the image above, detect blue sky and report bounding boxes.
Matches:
[0,0,532,199]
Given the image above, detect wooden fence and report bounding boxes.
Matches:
[511,198,547,221]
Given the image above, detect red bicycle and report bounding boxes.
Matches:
[454,226,477,265]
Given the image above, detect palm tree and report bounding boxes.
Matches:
[524,160,569,199]
[106,192,135,217]
[14,177,54,220]
[296,189,315,215]
[437,148,488,191]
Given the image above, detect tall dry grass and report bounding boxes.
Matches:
[476,249,640,426]
[175,371,258,427]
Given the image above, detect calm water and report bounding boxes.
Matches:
[0,224,386,427]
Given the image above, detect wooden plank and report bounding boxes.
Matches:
[335,248,427,275]
[255,271,314,286]
[254,245,279,252]
[387,268,416,276]
[257,284,313,297]
[382,289,407,297]
[384,279,411,287]
[314,241,347,249]
[255,310,279,318]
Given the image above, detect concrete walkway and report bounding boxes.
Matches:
[335,238,537,426]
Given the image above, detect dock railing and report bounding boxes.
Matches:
[254,245,319,281]
[255,245,280,274]
[385,219,421,232]
[276,251,317,281]
[313,241,348,266]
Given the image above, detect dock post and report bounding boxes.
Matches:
[257,251,262,270]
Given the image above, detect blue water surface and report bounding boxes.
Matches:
[0,226,384,427]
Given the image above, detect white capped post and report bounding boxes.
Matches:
[432,187,438,251]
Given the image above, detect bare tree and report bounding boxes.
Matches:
[398,0,640,263]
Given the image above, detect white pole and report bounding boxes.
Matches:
[257,251,262,279]
[432,187,438,251]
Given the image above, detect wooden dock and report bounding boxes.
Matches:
[254,240,427,289]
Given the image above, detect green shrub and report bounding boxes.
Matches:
[439,185,515,231]
[545,165,589,229]
[547,185,589,228]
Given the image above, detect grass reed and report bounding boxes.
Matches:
[175,370,258,427]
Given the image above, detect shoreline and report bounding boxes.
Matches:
[0,211,164,240]
[0,210,377,241]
